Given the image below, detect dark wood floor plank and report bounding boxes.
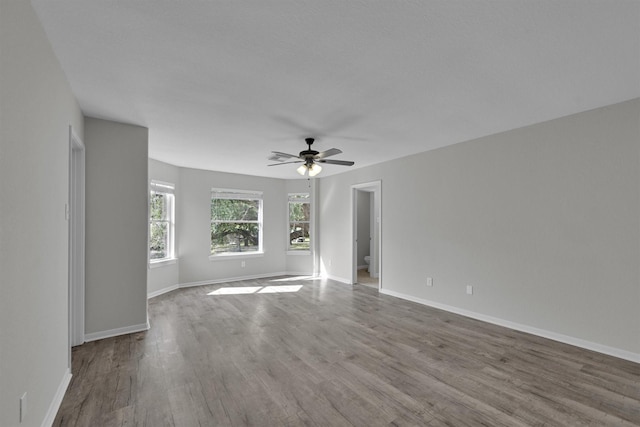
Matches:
[55,277,640,426]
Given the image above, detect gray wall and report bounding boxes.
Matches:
[319,99,640,358]
[84,118,149,337]
[0,1,84,425]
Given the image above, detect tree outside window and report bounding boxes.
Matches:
[149,181,175,261]
[211,190,263,255]
[289,193,310,251]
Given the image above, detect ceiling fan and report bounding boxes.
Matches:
[268,138,355,176]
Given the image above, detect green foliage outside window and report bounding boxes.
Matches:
[150,191,171,259]
[289,193,310,251]
[211,196,261,254]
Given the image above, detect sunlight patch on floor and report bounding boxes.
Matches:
[208,285,303,295]
[258,285,303,293]
[269,275,320,282]
[208,286,262,295]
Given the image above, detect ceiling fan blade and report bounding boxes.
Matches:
[316,148,342,159]
[270,151,300,159]
[318,159,355,166]
[267,160,304,166]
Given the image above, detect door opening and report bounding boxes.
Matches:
[351,181,381,289]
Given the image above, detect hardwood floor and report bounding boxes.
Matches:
[55,276,640,426]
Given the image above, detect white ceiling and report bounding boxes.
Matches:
[31,0,640,179]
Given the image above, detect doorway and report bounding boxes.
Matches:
[68,126,85,360]
[351,181,381,289]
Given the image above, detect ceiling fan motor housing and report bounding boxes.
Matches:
[300,138,319,159]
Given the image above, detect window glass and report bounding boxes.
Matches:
[211,190,263,255]
[149,181,175,261]
[289,193,310,251]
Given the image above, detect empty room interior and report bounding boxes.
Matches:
[1,1,639,426]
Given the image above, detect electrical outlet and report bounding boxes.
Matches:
[466,285,473,295]
[20,392,27,423]
[241,261,246,268]
[426,277,433,287]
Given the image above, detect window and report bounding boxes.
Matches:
[288,193,310,251]
[149,181,175,262]
[211,189,263,256]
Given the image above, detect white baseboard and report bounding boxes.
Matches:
[84,321,150,342]
[282,271,314,277]
[146,272,321,300]
[147,284,179,299]
[380,288,640,364]
[324,274,353,285]
[178,271,289,289]
[150,272,315,296]
[41,368,72,427]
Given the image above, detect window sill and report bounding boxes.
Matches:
[209,252,264,261]
[149,258,177,269]
[287,250,311,256]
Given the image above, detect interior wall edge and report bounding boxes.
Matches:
[40,369,72,427]
[83,321,150,343]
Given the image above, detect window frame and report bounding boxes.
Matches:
[209,188,264,259]
[149,180,176,267]
[287,192,312,254]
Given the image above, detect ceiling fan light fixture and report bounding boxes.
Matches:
[308,163,322,177]
[296,164,308,176]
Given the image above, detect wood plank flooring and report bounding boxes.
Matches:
[55,276,640,426]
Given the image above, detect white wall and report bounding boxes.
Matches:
[148,159,180,296]
[84,118,149,339]
[0,1,84,425]
[319,99,640,359]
